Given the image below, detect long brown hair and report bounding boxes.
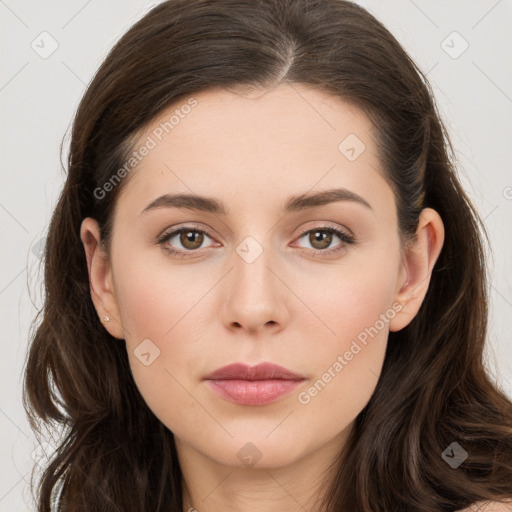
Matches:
[23,0,512,510]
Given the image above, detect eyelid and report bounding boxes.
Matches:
[295,222,354,239]
[157,222,212,239]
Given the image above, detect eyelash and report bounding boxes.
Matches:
[157,224,356,258]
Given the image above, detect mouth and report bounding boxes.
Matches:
[203,362,306,406]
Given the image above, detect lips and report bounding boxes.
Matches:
[203,362,306,381]
[203,362,306,406]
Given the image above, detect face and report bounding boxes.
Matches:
[84,83,419,470]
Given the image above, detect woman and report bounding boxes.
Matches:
[23,0,512,510]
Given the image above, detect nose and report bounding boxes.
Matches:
[220,238,289,335]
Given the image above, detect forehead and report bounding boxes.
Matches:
[135,83,375,159]
[114,83,391,220]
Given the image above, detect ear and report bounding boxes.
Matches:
[80,217,125,339]
[389,207,445,332]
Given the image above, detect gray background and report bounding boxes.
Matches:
[1,0,511,509]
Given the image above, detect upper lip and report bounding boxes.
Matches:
[203,362,306,381]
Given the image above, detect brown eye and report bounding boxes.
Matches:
[158,227,215,256]
[179,230,204,250]
[294,226,355,255]
[308,230,333,250]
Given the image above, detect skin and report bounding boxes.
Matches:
[81,83,446,512]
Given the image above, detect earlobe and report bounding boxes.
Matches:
[80,217,125,339]
[389,208,445,332]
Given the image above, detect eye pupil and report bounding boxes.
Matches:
[180,230,203,249]
[310,230,332,249]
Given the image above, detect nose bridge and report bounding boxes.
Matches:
[232,233,275,298]
[222,231,286,332]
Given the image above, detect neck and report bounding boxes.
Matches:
[178,427,351,512]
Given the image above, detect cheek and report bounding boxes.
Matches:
[114,253,211,340]
[112,259,216,430]
[294,247,400,415]
[305,244,400,345]
[292,302,390,448]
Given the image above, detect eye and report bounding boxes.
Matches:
[293,225,355,254]
[157,226,218,257]
[157,224,356,258]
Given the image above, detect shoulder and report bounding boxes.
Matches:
[459,500,512,512]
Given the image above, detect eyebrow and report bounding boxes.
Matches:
[140,187,373,216]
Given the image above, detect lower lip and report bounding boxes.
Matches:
[205,379,304,406]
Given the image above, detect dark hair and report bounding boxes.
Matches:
[23,0,512,510]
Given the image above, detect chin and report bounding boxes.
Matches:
[200,434,309,469]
